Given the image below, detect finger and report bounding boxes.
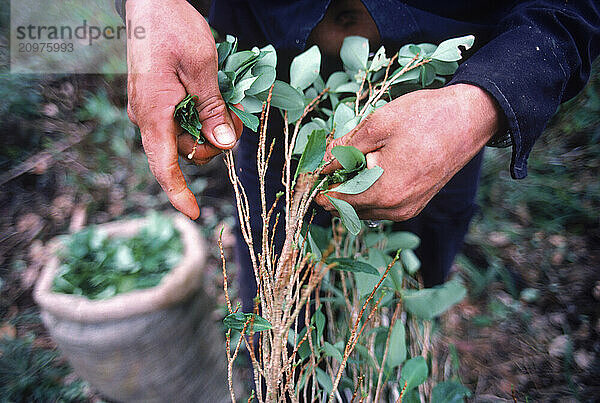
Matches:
[138,85,200,219]
[178,56,242,150]
[177,133,221,164]
[176,103,244,163]
[321,114,382,175]
[230,103,245,136]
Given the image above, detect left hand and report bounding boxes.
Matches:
[315,83,504,221]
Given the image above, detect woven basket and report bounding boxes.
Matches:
[34,214,230,403]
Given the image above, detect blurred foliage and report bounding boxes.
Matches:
[477,60,600,236]
[53,212,182,299]
[0,72,43,171]
[0,335,87,403]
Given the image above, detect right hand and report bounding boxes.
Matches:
[126,0,243,220]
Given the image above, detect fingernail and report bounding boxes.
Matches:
[213,124,236,146]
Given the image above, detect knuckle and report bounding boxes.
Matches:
[196,93,228,121]
[127,103,138,125]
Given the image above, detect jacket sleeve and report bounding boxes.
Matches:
[449,1,600,179]
[114,0,125,21]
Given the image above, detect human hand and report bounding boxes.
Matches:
[316,84,503,221]
[125,0,243,220]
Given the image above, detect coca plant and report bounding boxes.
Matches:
[175,34,474,402]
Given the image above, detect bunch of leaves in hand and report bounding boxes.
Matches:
[287,34,474,234]
[174,35,278,147]
[52,212,183,299]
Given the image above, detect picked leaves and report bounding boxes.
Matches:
[52,213,183,300]
[174,94,205,143]
[327,166,383,195]
[331,145,365,172]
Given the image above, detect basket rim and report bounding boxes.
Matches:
[34,213,207,323]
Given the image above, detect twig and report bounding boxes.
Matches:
[328,252,401,402]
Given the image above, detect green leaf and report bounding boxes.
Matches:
[369,45,390,72]
[313,309,326,340]
[430,60,459,75]
[174,94,205,142]
[240,95,264,114]
[223,312,272,333]
[335,116,360,139]
[430,35,475,62]
[327,196,361,235]
[355,271,380,297]
[315,367,333,395]
[326,71,351,92]
[327,257,378,275]
[229,75,259,104]
[331,145,365,172]
[287,106,305,124]
[309,225,333,252]
[290,45,321,91]
[419,63,436,87]
[296,129,327,175]
[216,40,233,69]
[397,43,421,66]
[340,36,369,71]
[401,249,421,274]
[384,231,420,252]
[402,389,421,403]
[334,81,361,93]
[224,50,259,73]
[297,327,312,360]
[387,321,407,368]
[328,166,383,195]
[409,44,422,56]
[332,103,355,133]
[431,381,471,403]
[228,105,259,132]
[400,356,428,391]
[322,341,343,362]
[402,278,467,319]
[247,65,276,96]
[307,231,322,261]
[218,71,235,101]
[313,74,326,93]
[293,122,321,155]
[391,68,420,85]
[416,43,438,56]
[270,80,305,110]
[256,44,277,68]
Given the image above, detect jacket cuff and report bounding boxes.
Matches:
[448,27,570,180]
[115,0,126,23]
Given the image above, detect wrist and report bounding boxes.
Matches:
[448,83,506,145]
[452,83,510,147]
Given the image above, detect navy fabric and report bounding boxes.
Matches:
[207,1,600,306]
[210,0,600,178]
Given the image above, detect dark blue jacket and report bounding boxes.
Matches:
[209,1,600,179]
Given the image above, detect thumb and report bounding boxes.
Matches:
[321,115,380,175]
[179,67,241,150]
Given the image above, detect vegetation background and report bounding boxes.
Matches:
[0,1,598,401]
